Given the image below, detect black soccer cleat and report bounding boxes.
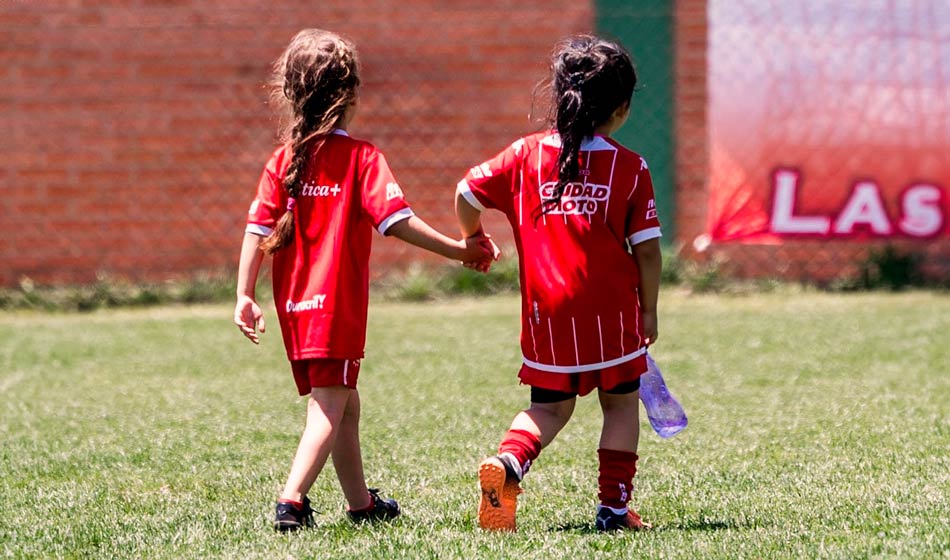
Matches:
[347,488,401,523]
[595,505,652,531]
[495,452,525,482]
[274,496,315,532]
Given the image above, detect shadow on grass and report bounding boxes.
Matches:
[552,518,741,534]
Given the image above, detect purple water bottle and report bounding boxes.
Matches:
[640,353,688,438]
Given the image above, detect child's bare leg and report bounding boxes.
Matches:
[509,398,577,447]
[498,398,577,478]
[280,386,352,502]
[598,389,640,452]
[330,389,372,510]
[479,397,577,531]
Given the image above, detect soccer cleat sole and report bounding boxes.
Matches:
[273,520,302,532]
[478,457,520,532]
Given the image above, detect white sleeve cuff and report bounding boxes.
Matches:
[627,227,662,246]
[378,208,415,235]
[456,179,486,212]
[246,223,273,237]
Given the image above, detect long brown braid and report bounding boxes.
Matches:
[259,29,361,255]
[533,35,637,221]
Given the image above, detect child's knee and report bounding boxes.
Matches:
[306,387,351,420]
[599,390,639,413]
[529,399,575,422]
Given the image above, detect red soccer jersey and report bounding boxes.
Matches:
[246,130,413,360]
[457,131,662,373]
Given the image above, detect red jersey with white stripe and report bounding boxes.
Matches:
[246,130,413,361]
[457,131,661,373]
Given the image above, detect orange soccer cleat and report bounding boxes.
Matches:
[477,456,523,531]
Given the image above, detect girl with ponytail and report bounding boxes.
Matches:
[234,29,497,532]
[455,35,662,532]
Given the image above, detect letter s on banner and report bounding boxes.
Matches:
[900,184,944,237]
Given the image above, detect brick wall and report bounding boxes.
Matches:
[1,1,593,286]
[8,2,939,288]
[673,0,707,260]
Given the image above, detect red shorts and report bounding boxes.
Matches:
[518,354,647,397]
[290,358,361,395]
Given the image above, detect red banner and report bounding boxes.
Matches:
[707,2,950,244]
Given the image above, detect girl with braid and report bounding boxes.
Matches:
[455,35,662,532]
[234,29,497,532]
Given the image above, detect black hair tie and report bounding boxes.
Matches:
[568,72,585,89]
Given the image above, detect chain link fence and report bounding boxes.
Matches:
[699,0,950,285]
[1,1,594,287]
[5,1,943,289]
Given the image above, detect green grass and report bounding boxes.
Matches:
[1,291,948,559]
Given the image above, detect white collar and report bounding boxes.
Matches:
[540,133,616,152]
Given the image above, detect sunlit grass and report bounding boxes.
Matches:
[1,291,948,558]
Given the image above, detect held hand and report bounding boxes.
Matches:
[463,259,492,273]
[461,232,501,273]
[641,310,658,346]
[234,295,266,344]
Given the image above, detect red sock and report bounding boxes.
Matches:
[278,499,304,509]
[348,491,375,513]
[597,448,638,510]
[498,429,542,475]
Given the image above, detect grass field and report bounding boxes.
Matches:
[2,290,948,559]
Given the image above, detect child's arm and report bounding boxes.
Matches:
[455,190,500,272]
[386,215,494,263]
[234,232,267,344]
[632,238,662,346]
[455,192,484,237]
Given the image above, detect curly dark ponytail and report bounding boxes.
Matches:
[260,29,361,255]
[536,35,637,219]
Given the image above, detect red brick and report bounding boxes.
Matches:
[0,0,708,286]
[0,10,43,27]
[15,168,70,183]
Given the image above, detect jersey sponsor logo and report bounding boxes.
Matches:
[300,182,342,197]
[385,182,404,201]
[286,294,327,313]
[469,163,494,179]
[646,198,657,220]
[539,182,611,216]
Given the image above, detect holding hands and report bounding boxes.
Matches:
[461,230,501,273]
[233,219,501,346]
